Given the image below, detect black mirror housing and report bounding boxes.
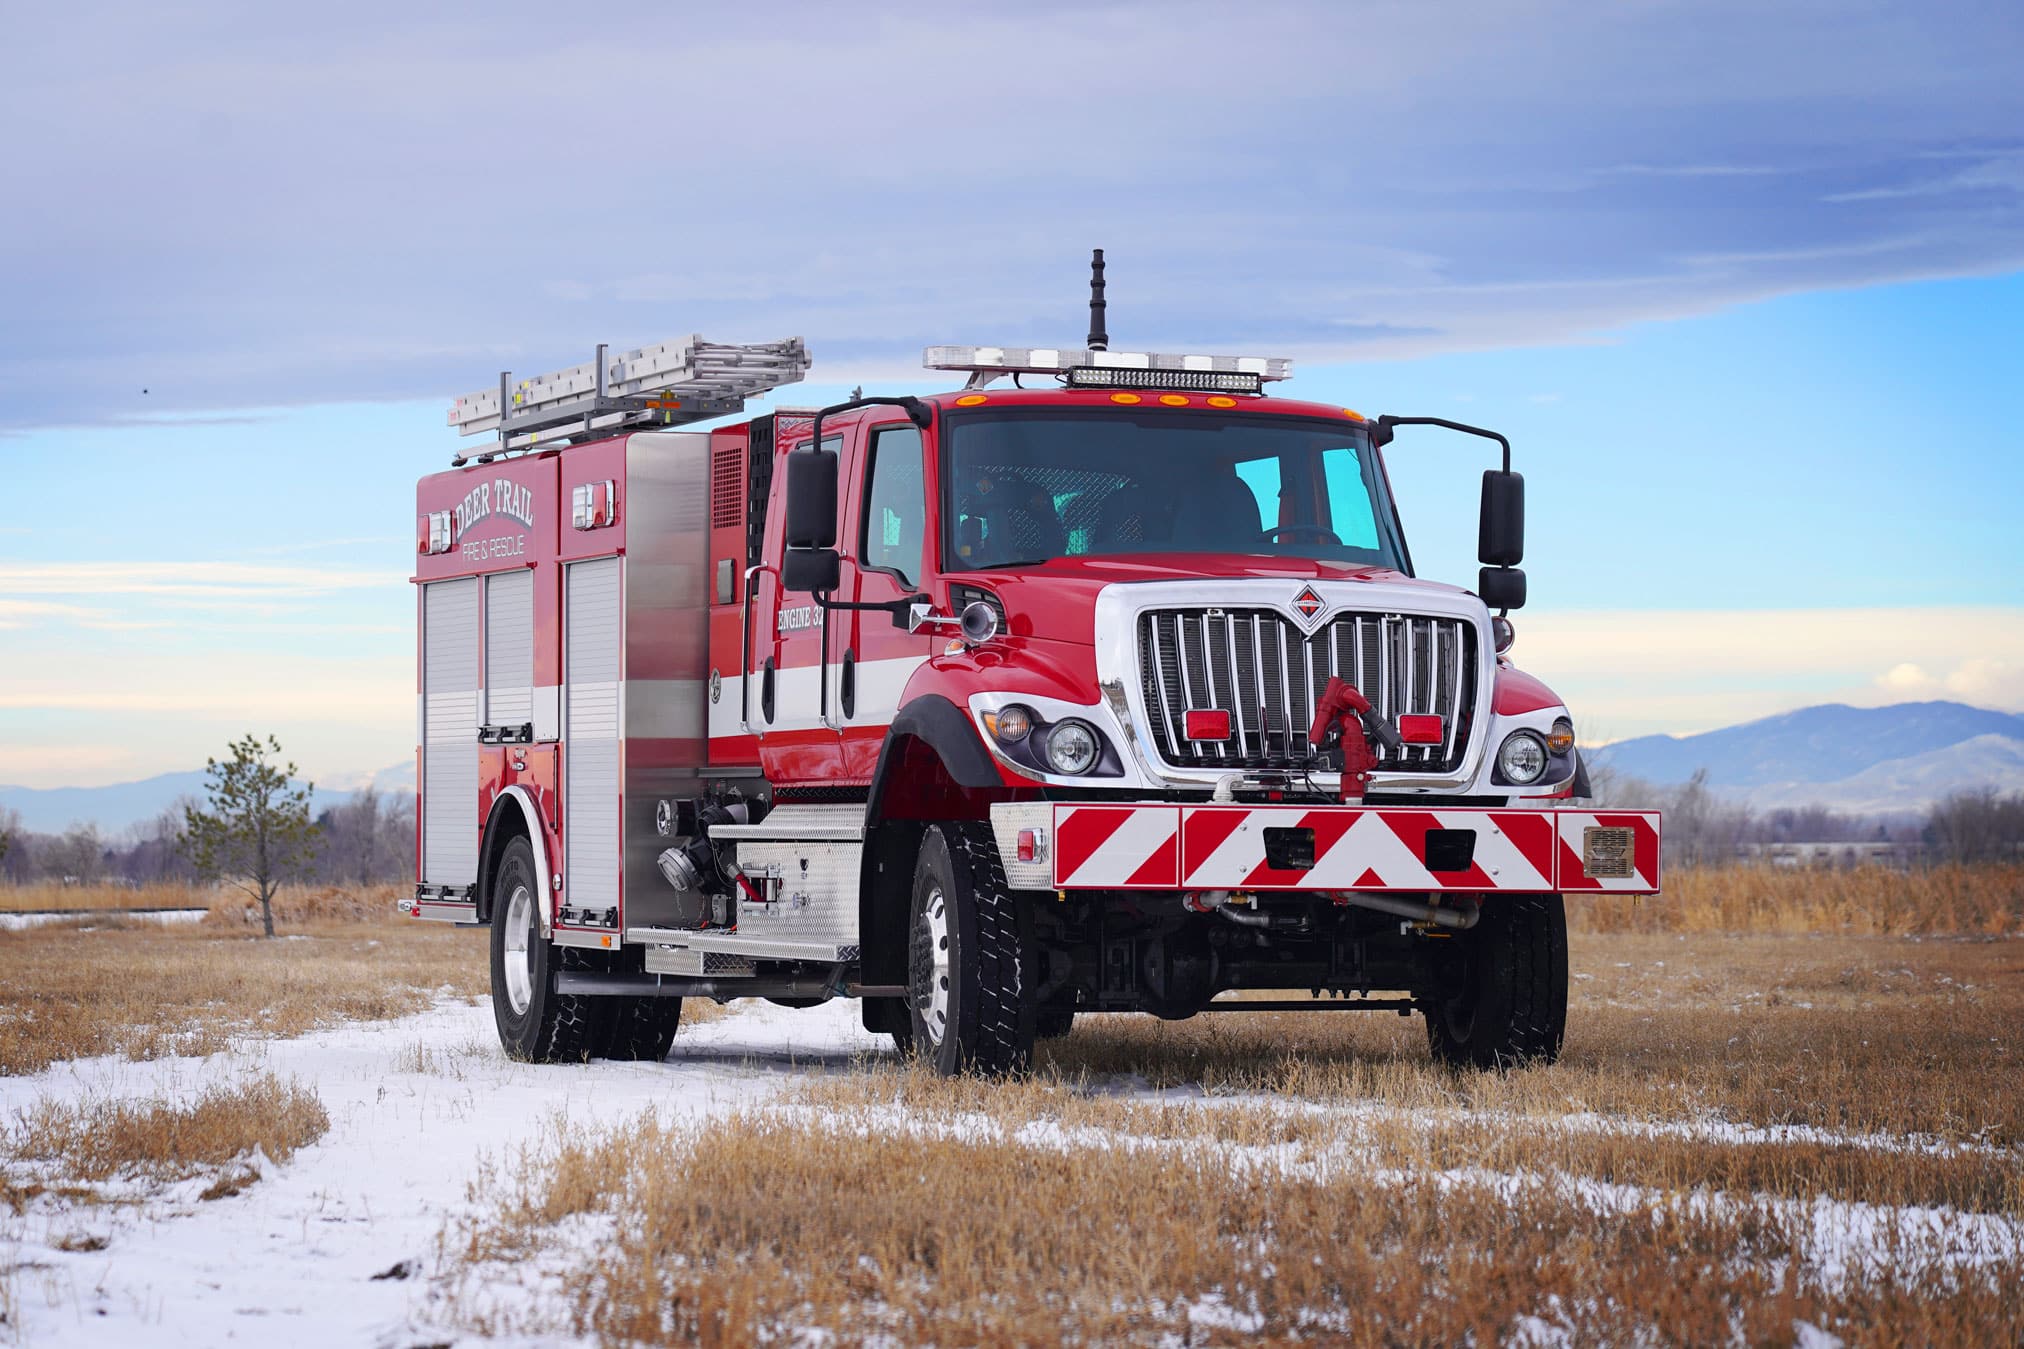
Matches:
[1479,469,1524,567]
[1479,565,1527,611]
[784,443,838,549]
[782,546,840,593]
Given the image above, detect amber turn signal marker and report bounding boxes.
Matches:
[1207,395,1237,408]
[1158,394,1189,406]
[955,394,988,406]
[1109,392,1141,404]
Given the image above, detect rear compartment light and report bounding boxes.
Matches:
[1017,828,1046,864]
[1184,709,1232,741]
[1398,714,1445,745]
[418,510,453,555]
[571,480,616,530]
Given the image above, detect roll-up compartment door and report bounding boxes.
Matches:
[421,577,479,885]
[485,569,534,731]
[565,556,622,915]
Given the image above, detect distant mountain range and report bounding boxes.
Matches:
[6,702,2020,831]
[1594,701,2024,815]
[0,761,414,836]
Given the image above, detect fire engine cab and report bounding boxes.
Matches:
[407,254,1660,1075]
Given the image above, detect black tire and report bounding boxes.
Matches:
[1035,1009,1075,1040]
[595,996,683,1062]
[489,837,604,1063]
[1425,894,1568,1070]
[906,822,1033,1076]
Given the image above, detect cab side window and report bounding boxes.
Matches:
[860,424,926,583]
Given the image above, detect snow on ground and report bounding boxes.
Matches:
[0,910,207,932]
[3,996,2019,1344]
[0,998,885,1347]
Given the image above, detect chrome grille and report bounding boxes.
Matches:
[1136,608,1475,772]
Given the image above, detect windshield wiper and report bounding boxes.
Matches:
[973,557,1052,570]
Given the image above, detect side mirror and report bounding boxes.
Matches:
[784,442,838,549]
[1479,566,1527,611]
[782,546,840,593]
[1479,469,1524,567]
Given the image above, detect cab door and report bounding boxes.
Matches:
[754,427,850,783]
[838,415,939,779]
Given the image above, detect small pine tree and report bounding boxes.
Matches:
[181,734,319,937]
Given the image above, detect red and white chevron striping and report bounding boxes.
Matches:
[1050,804,1660,894]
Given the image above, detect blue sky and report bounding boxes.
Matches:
[3,1,2021,787]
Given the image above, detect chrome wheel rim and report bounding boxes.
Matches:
[911,885,952,1048]
[502,884,535,1016]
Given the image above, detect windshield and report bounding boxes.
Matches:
[941,409,1407,570]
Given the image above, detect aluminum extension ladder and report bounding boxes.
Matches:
[448,335,811,460]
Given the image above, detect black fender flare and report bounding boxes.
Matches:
[857,696,1004,1017]
[1571,749,1593,800]
[863,694,1003,828]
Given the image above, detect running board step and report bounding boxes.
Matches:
[711,803,865,842]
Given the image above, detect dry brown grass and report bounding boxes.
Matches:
[450,918,2024,1346]
[0,882,216,912]
[0,886,486,1076]
[8,1074,328,1185]
[1024,933,2024,1144]
[452,1106,2022,1347]
[1570,862,2024,936]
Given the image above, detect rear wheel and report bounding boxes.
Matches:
[907,823,1033,1077]
[489,837,603,1063]
[1425,894,1568,1070]
[595,996,683,1062]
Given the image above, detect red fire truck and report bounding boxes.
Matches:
[407,256,1660,1075]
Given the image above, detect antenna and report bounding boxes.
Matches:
[1086,248,1108,352]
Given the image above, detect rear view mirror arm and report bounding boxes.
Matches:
[1370,415,1511,474]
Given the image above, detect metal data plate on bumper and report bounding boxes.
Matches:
[1049,805,1661,895]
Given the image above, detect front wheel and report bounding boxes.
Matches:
[907,823,1033,1077]
[1425,894,1568,1070]
[489,837,604,1063]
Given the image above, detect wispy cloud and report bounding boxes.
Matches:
[1599,163,1780,178]
[246,536,409,556]
[0,561,404,599]
[1824,151,2024,203]
[1,2,2020,430]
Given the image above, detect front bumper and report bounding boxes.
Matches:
[990,802,1662,896]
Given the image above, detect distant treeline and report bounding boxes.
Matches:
[1587,764,2024,869]
[0,788,411,887]
[3,778,2019,885]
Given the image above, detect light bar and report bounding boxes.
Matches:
[925,345,1292,382]
[1066,366,1262,394]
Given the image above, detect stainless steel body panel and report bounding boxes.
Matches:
[617,432,715,932]
[727,839,863,960]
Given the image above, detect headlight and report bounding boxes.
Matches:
[1497,731,1548,784]
[986,704,1033,742]
[1045,719,1101,775]
[1546,718,1575,755]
